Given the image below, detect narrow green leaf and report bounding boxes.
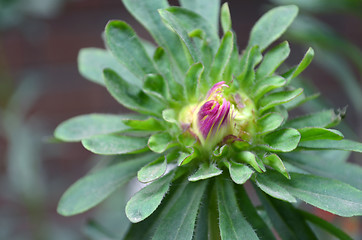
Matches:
[159,7,219,54]
[57,154,155,216]
[225,160,253,185]
[298,127,344,141]
[122,0,188,74]
[238,45,262,89]
[54,114,131,142]
[255,172,296,202]
[257,112,284,134]
[263,154,290,179]
[264,171,362,217]
[256,189,318,240]
[220,3,231,34]
[209,31,234,85]
[126,171,175,223]
[185,62,204,101]
[82,134,148,155]
[179,0,220,32]
[235,186,276,240]
[217,178,259,240]
[153,47,184,101]
[259,88,303,113]
[248,5,299,51]
[152,180,208,240]
[104,69,164,117]
[256,41,290,79]
[283,152,362,190]
[188,163,222,182]
[262,128,301,152]
[123,118,164,131]
[78,48,140,87]
[284,109,345,129]
[137,156,167,183]
[159,8,201,62]
[252,76,286,101]
[298,139,362,152]
[105,21,157,78]
[235,151,265,173]
[284,47,314,83]
[144,74,168,101]
[297,209,353,240]
[148,132,174,153]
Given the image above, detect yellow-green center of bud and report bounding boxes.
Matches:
[179,81,256,149]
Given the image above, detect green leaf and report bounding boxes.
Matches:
[104,69,164,117]
[105,21,157,78]
[122,0,188,74]
[263,154,290,179]
[162,108,178,124]
[284,109,345,129]
[159,7,219,55]
[297,209,353,240]
[179,0,220,32]
[137,156,167,183]
[188,163,222,181]
[252,76,286,101]
[126,171,175,223]
[235,186,276,240]
[148,132,174,153]
[255,172,296,202]
[284,47,314,83]
[283,152,362,190]
[57,154,155,216]
[209,31,234,85]
[256,41,290,79]
[220,2,231,34]
[123,117,164,131]
[256,190,318,240]
[153,47,184,101]
[298,139,362,152]
[225,160,253,185]
[152,180,207,240]
[143,74,168,101]
[258,88,303,113]
[248,5,298,51]
[217,178,259,240]
[54,114,132,142]
[235,151,265,173]
[298,127,344,141]
[238,45,262,89]
[159,8,201,62]
[82,134,148,155]
[264,171,362,217]
[78,48,140,87]
[257,112,284,134]
[262,128,301,152]
[185,62,203,101]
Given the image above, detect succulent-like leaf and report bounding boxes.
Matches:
[137,156,167,183]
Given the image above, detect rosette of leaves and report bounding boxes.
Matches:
[54,0,362,239]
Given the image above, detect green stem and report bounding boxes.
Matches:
[208,181,221,240]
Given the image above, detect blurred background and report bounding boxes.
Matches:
[0,0,361,239]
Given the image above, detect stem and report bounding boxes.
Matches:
[208,181,221,240]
